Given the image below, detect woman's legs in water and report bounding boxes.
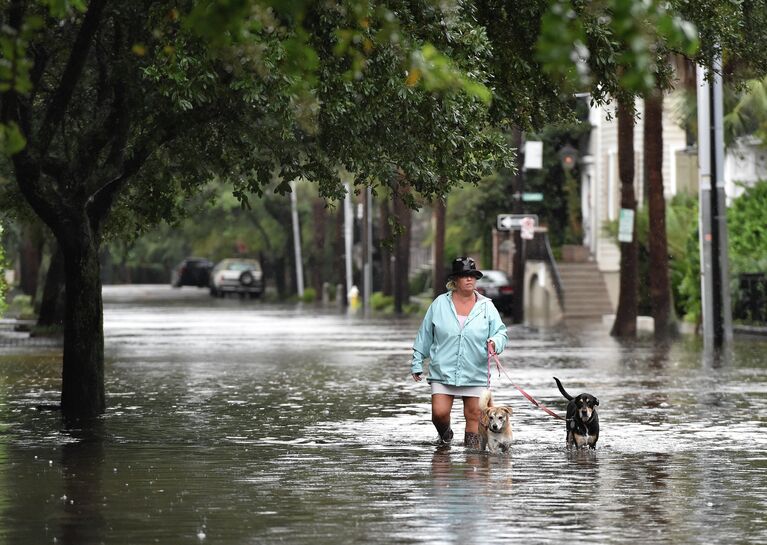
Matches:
[431,394,454,441]
[462,396,480,448]
[462,396,479,434]
[432,394,480,446]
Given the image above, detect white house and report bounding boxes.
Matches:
[580,94,688,306]
[579,92,767,308]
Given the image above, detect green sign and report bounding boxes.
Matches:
[522,192,544,202]
[618,208,635,242]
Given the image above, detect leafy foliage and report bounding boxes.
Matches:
[536,0,699,96]
[723,76,767,147]
[724,180,767,324]
[727,180,767,275]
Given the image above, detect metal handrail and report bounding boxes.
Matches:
[526,230,565,311]
[543,234,565,311]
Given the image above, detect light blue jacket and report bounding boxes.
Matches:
[411,292,508,387]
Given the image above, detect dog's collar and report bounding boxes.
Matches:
[483,425,504,434]
[479,422,503,434]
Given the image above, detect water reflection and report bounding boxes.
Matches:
[425,447,514,545]
[59,423,105,545]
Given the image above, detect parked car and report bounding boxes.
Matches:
[475,269,514,315]
[209,258,264,298]
[171,257,213,288]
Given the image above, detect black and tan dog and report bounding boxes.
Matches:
[553,377,599,448]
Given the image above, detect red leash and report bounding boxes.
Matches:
[487,347,564,421]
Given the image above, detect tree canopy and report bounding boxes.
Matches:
[0,0,516,418]
[4,0,767,416]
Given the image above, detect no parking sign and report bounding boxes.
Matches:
[520,216,536,240]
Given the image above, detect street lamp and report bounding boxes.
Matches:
[559,144,578,171]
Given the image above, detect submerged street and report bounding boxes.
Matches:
[0,285,766,544]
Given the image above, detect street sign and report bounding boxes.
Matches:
[618,208,634,242]
[524,141,543,170]
[522,192,544,202]
[520,217,536,240]
[497,214,539,231]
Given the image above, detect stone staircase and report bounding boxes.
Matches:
[556,261,614,321]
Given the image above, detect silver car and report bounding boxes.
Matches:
[475,269,514,314]
[209,258,264,298]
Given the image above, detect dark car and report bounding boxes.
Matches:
[171,257,214,288]
[475,269,514,315]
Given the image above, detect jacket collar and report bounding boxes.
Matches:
[446,290,490,320]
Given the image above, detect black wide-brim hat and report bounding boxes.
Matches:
[448,257,483,279]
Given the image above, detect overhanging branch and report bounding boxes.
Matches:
[37,0,108,154]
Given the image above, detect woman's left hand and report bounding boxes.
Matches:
[487,339,496,354]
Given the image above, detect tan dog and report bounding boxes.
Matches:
[478,390,513,453]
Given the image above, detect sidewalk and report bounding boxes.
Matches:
[733,324,767,337]
[0,319,62,349]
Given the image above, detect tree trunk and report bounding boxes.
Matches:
[37,243,66,328]
[611,98,639,338]
[60,227,105,419]
[393,187,412,314]
[380,199,393,297]
[20,222,44,298]
[274,255,287,298]
[644,88,676,340]
[335,201,348,305]
[311,198,325,300]
[432,198,446,298]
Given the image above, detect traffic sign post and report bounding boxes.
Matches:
[523,141,543,170]
[522,192,543,202]
[497,214,539,231]
[520,217,536,240]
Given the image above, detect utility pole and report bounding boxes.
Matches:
[697,55,733,347]
[290,180,304,297]
[362,186,373,314]
[344,183,353,302]
[510,136,544,324]
[510,130,525,324]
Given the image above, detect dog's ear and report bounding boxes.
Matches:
[594,397,600,406]
[504,407,513,416]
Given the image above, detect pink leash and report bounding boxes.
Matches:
[487,345,564,421]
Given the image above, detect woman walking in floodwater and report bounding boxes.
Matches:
[410,256,508,448]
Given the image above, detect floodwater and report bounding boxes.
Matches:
[1,285,766,544]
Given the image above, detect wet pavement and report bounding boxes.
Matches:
[1,284,766,544]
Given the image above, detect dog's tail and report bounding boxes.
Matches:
[553,377,573,400]
[479,389,494,411]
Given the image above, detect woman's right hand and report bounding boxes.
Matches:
[412,372,422,382]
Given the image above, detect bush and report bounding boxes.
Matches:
[371,291,394,311]
[728,181,767,274]
[409,269,432,296]
[300,287,317,303]
[728,181,767,322]
[8,294,34,320]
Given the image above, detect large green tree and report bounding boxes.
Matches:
[0,0,509,419]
